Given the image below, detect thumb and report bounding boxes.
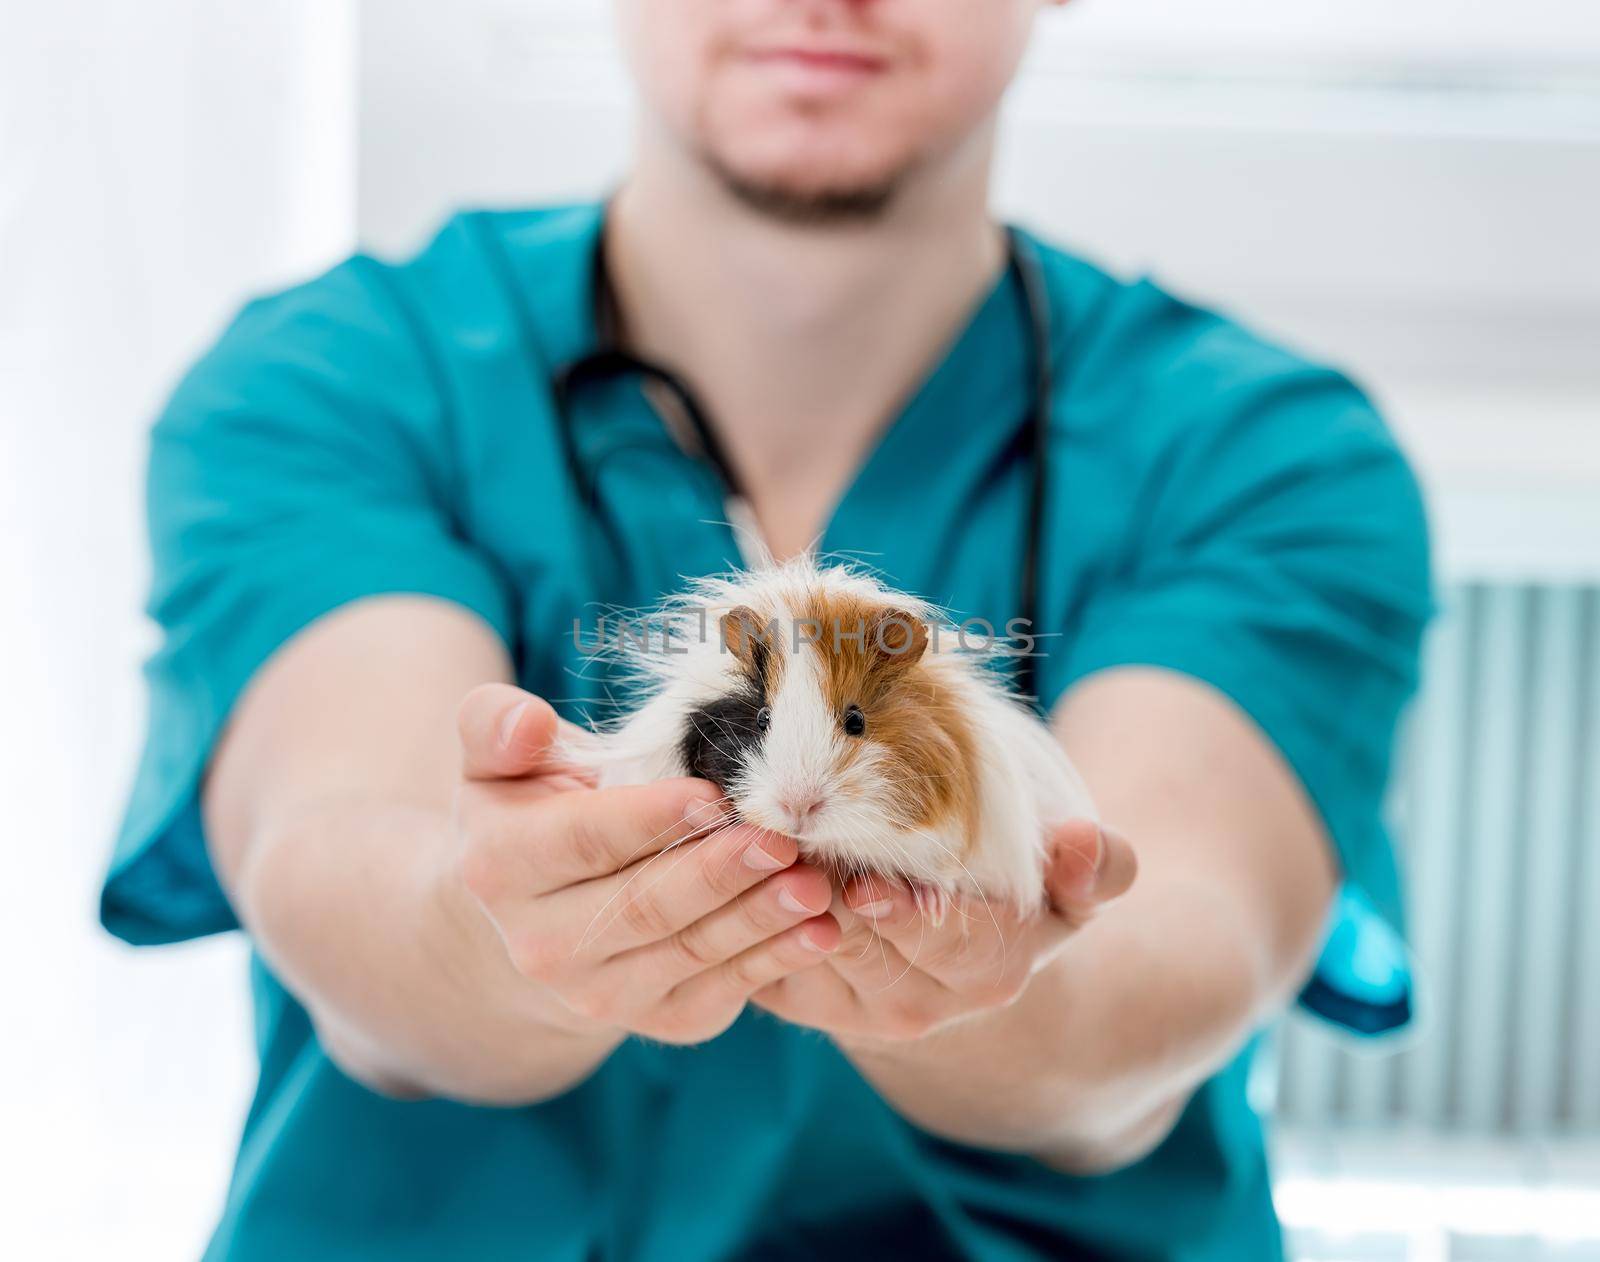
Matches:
[1044,819,1137,917]
[457,683,560,781]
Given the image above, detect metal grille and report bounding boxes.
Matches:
[1276,583,1600,1135]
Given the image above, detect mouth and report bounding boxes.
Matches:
[738,799,825,842]
[740,43,892,92]
[756,808,817,841]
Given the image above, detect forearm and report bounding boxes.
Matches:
[233,795,622,1104]
[839,667,1338,1170]
[839,870,1287,1171]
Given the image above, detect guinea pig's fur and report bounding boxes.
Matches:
[565,557,1096,911]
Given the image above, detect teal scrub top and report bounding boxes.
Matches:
[102,203,1433,1261]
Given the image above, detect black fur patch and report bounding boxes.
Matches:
[681,684,767,795]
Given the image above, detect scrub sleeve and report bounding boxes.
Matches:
[101,256,516,947]
[1055,305,1434,1033]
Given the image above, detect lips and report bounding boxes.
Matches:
[745,47,889,73]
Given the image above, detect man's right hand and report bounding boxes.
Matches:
[454,684,840,1047]
[203,597,839,1104]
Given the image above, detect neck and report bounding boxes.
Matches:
[605,123,1006,557]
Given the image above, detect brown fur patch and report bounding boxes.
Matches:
[798,589,980,848]
[721,605,783,697]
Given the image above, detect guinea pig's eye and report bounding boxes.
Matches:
[755,706,771,734]
[841,705,866,737]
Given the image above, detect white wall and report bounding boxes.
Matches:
[0,4,355,1258]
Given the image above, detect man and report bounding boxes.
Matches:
[102,2,1432,1258]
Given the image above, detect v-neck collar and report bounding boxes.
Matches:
[818,249,1034,602]
[492,202,1037,599]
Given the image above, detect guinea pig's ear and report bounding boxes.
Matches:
[721,606,775,678]
[869,609,929,671]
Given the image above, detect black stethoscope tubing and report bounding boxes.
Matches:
[551,224,1055,706]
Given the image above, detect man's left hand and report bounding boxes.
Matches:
[750,820,1136,1044]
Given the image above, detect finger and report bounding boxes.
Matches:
[752,958,957,1043]
[827,914,930,995]
[482,779,733,899]
[749,963,864,1034]
[840,876,1026,985]
[458,684,563,781]
[665,919,839,1031]
[1097,826,1139,901]
[830,950,957,1041]
[553,718,602,787]
[537,772,596,795]
[606,862,835,988]
[1045,820,1137,917]
[552,822,805,955]
[652,914,844,1036]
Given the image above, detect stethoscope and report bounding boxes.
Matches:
[548,222,1055,707]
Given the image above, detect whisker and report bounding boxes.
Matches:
[578,828,720,951]
[572,804,734,954]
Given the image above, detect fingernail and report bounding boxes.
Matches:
[745,843,789,872]
[853,899,894,920]
[800,925,834,952]
[683,795,731,827]
[777,886,815,914]
[1062,828,1105,900]
[499,700,529,749]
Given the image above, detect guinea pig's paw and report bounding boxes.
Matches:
[910,882,951,929]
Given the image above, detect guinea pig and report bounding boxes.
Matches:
[565,556,1096,915]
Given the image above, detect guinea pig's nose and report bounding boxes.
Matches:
[780,795,824,826]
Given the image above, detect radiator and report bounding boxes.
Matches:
[1272,582,1600,1136]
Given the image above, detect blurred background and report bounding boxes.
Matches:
[2,2,1597,1258]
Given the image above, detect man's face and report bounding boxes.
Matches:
[615,0,1050,219]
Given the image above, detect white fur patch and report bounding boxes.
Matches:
[563,555,1098,909]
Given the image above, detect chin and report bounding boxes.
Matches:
[700,111,922,218]
[708,153,910,223]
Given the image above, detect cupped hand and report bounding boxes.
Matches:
[454,684,841,1046]
[750,820,1136,1044]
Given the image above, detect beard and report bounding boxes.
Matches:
[704,150,904,225]
[693,106,927,226]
